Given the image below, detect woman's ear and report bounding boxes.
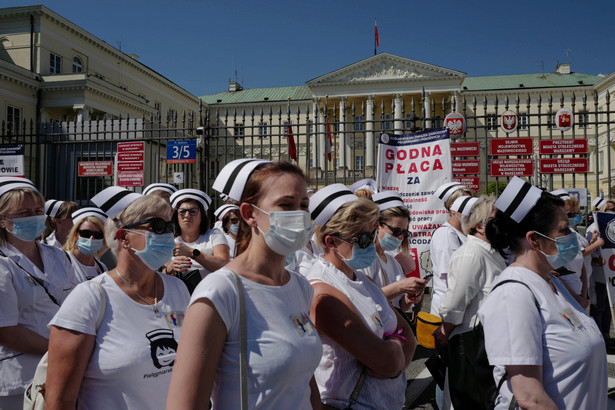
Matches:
[525,231,540,250]
[239,203,255,228]
[324,235,337,250]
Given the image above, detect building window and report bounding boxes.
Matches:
[209,160,218,177]
[599,151,604,173]
[519,114,528,130]
[7,105,22,135]
[486,114,497,131]
[167,109,177,123]
[50,53,61,74]
[578,111,589,128]
[283,121,291,140]
[72,56,83,73]
[433,117,442,128]
[354,115,365,131]
[234,123,245,137]
[355,155,364,170]
[309,159,313,168]
[258,122,269,139]
[382,114,391,130]
[406,113,416,130]
[94,72,105,80]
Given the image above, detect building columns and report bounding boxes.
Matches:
[338,97,348,173]
[365,95,375,172]
[394,93,404,135]
[73,104,92,122]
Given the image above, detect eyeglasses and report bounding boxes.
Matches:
[336,229,377,249]
[178,208,199,217]
[381,222,410,239]
[123,217,175,234]
[78,229,104,240]
[229,217,239,224]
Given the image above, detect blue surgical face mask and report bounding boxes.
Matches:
[128,230,176,270]
[337,242,377,270]
[76,237,104,255]
[533,230,579,269]
[379,232,402,251]
[229,223,239,235]
[252,205,314,256]
[568,215,582,227]
[8,214,47,242]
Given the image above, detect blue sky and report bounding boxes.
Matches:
[16,0,615,96]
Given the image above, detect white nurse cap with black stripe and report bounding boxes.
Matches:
[592,197,607,210]
[349,178,378,194]
[91,187,142,220]
[142,183,177,196]
[72,207,108,225]
[170,189,212,211]
[212,158,270,202]
[0,177,36,198]
[450,196,479,217]
[309,184,358,226]
[494,177,543,223]
[214,204,239,221]
[550,189,570,201]
[372,190,404,212]
[434,182,466,204]
[45,199,65,218]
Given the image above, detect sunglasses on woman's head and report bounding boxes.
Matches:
[122,217,175,234]
[381,222,410,239]
[78,229,104,240]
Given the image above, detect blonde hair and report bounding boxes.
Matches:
[104,195,171,256]
[0,188,45,245]
[379,206,411,252]
[445,187,475,211]
[41,201,79,240]
[461,195,496,236]
[354,188,374,200]
[63,216,107,255]
[314,198,379,252]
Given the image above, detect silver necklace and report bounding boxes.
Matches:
[115,269,160,316]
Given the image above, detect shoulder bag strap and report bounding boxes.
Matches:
[93,258,105,274]
[0,248,59,306]
[347,366,367,408]
[230,270,248,410]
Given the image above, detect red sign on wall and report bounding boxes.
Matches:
[453,176,480,191]
[117,142,144,153]
[78,161,113,177]
[451,142,480,157]
[538,139,588,155]
[452,159,480,175]
[117,171,144,187]
[539,158,588,174]
[490,158,534,177]
[489,138,533,156]
[117,152,144,162]
[117,161,144,172]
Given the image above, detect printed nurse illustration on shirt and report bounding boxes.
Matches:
[146,329,179,369]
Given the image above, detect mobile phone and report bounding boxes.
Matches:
[422,273,434,281]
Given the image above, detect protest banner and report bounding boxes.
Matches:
[596,212,615,320]
[376,129,452,278]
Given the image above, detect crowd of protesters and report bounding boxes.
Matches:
[0,163,610,409]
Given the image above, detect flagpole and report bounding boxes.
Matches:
[374,18,377,55]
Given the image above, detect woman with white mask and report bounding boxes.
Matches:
[167,160,323,409]
[0,177,78,408]
[306,184,416,409]
[214,204,240,260]
[62,207,108,282]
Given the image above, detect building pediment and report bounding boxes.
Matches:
[307,53,465,86]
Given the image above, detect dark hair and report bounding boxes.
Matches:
[222,209,240,234]
[172,199,209,237]
[486,192,564,256]
[41,201,79,240]
[235,161,309,256]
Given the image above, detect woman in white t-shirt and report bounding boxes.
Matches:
[62,207,109,282]
[45,195,190,410]
[166,160,322,409]
[214,204,240,260]
[306,184,416,409]
[477,178,607,409]
[165,189,229,280]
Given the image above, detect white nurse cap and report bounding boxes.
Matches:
[309,184,358,226]
[494,177,543,223]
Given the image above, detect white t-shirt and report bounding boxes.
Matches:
[49,272,190,410]
[174,228,229,279]
[478,266,607,410]
[223,233,236,259]
[66,252,107,282]
[439,235,506,337]
[429,222,466,316]
[307,259,406,409]
[361,251,405,308]
[0,242,78,396]
[190,267,322,409]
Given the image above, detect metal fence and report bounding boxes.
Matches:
[1,90,613,212]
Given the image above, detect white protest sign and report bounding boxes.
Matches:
[0,144,25,176]
[376,129,452,278]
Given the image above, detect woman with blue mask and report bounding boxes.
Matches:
[477,177,607,409]
[306,184,416,409]
[214,204,240,260]
[0,177,79,408]
[45,195,190,409]
[62,207,109,282]
[362,190,427,313]
[167,160,323,409]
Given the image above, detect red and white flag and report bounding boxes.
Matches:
[287,124,297,161]
[326,122,333,162]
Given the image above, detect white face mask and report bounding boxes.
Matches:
[252,205,314,256]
